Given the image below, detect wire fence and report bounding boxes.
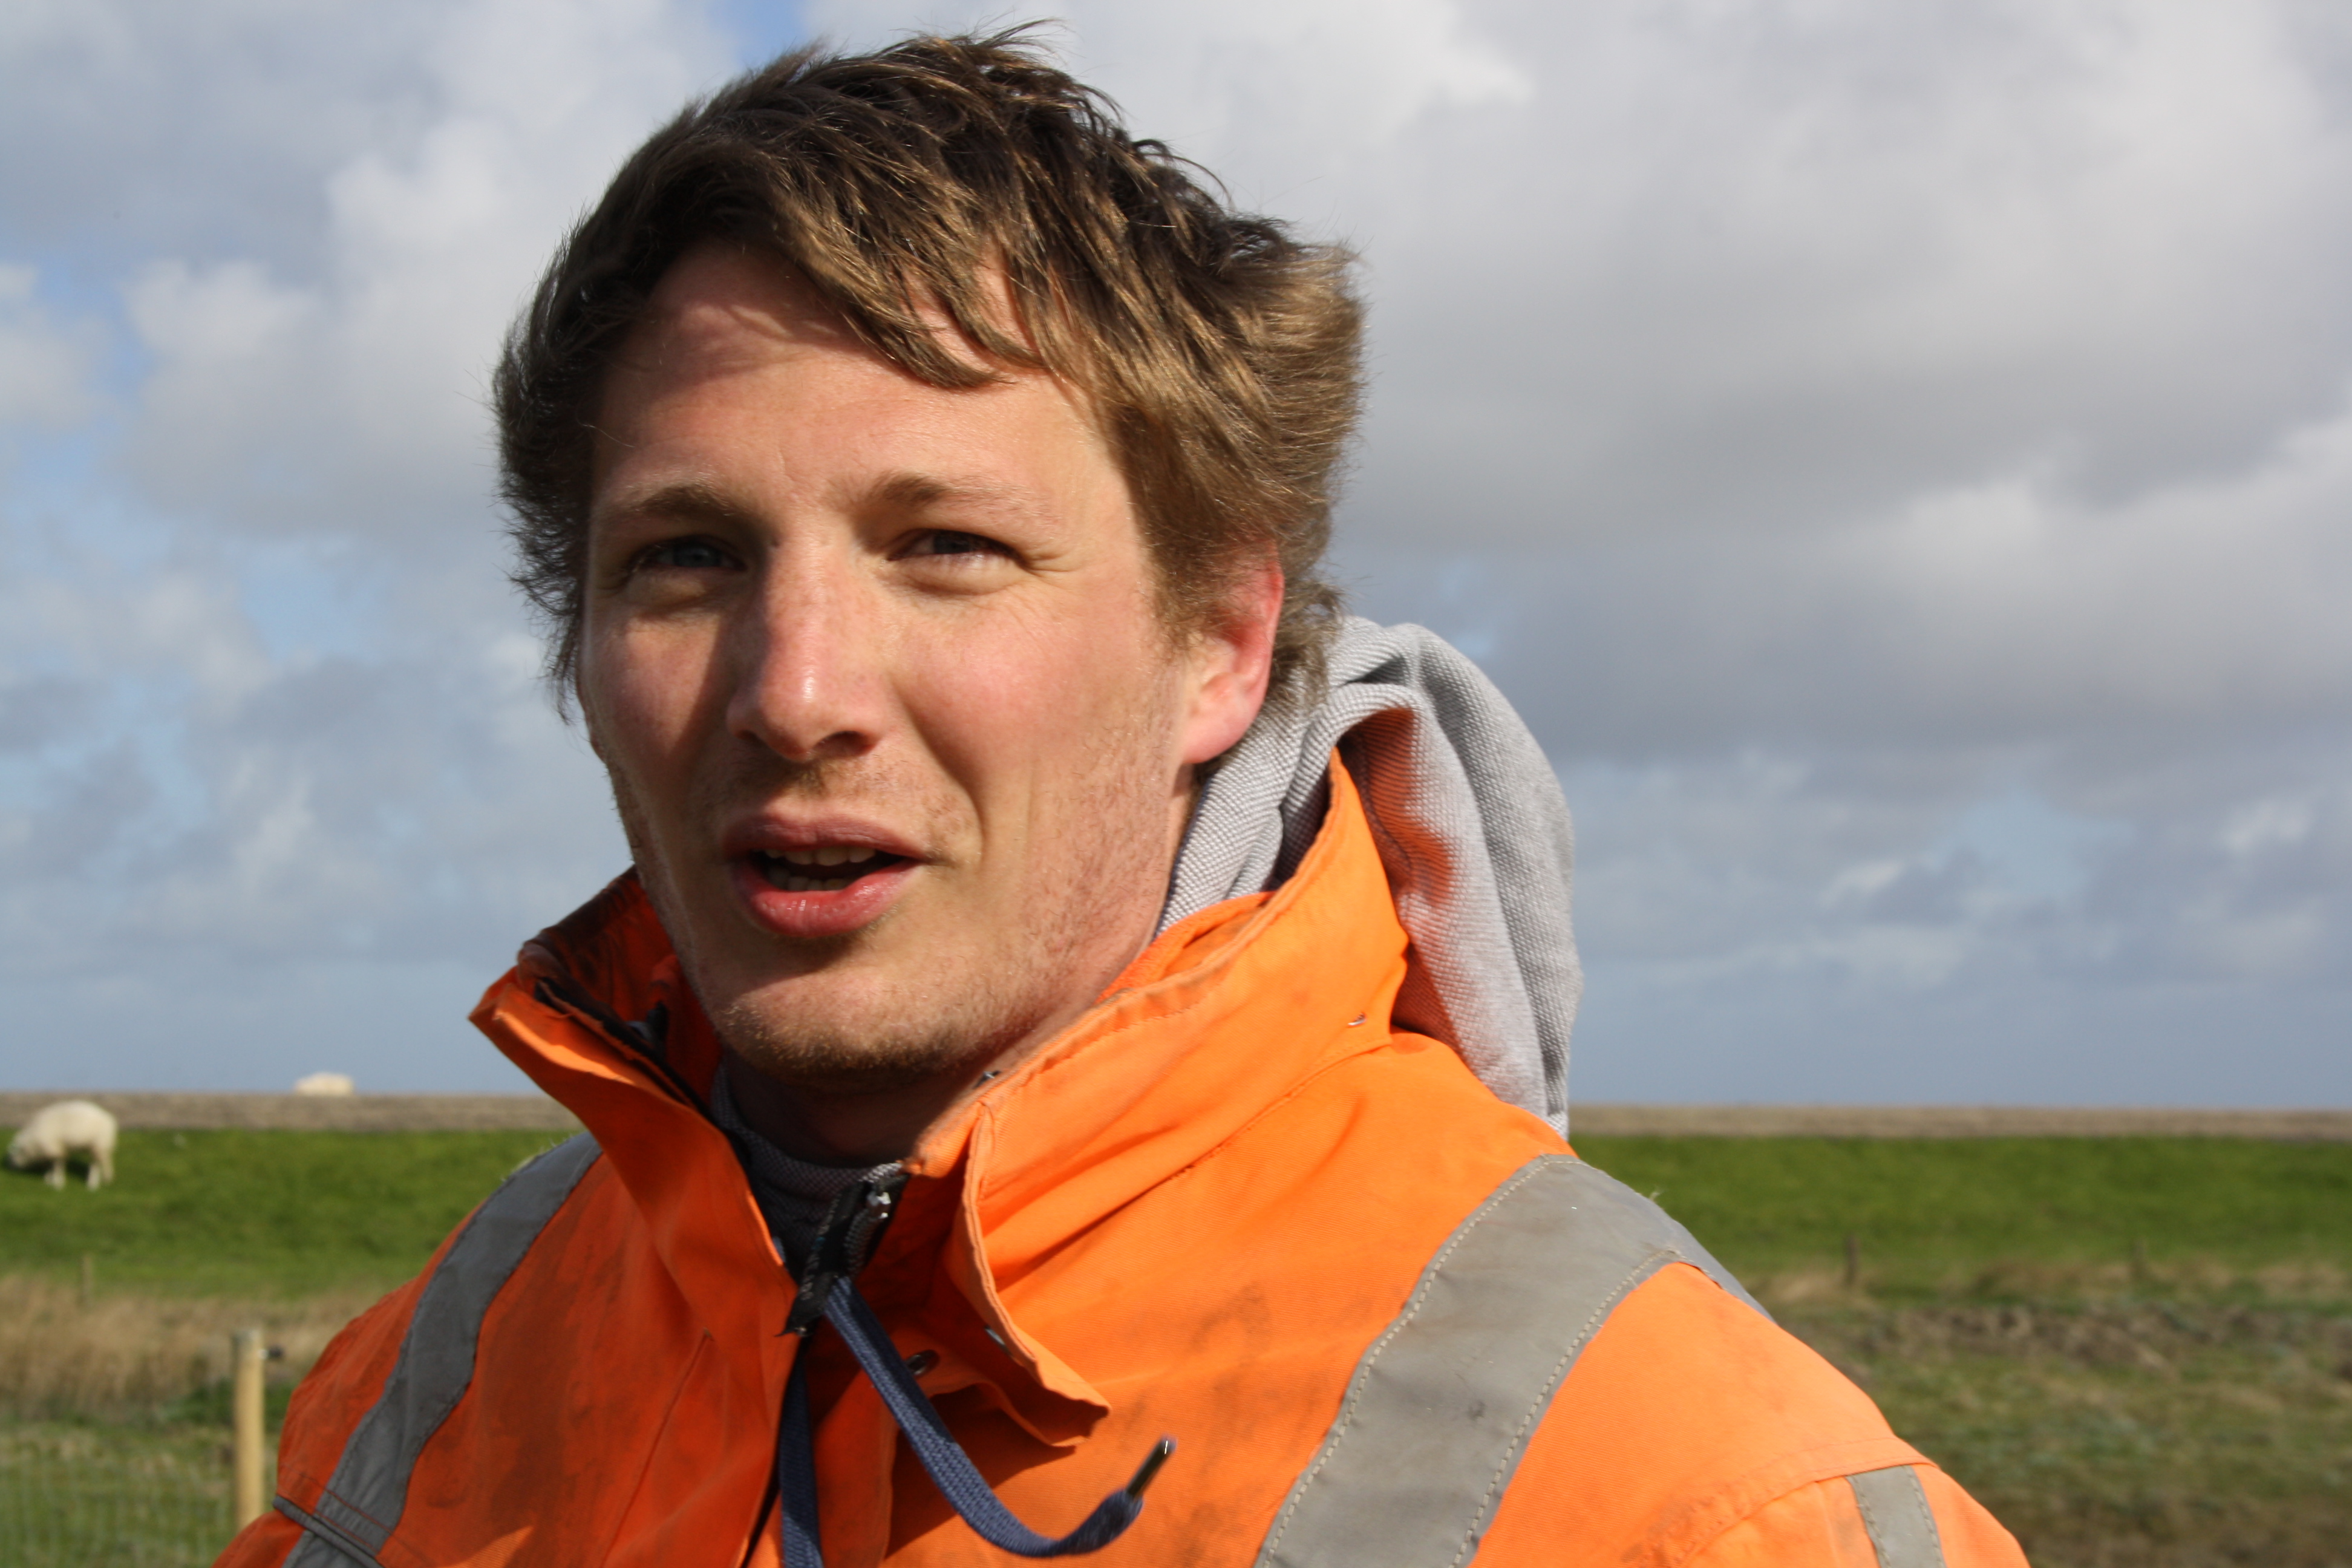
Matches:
[0,1423,234,1567]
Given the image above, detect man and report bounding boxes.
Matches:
[224,32,2025,1568]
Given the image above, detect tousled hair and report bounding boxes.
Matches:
[495,27,1362,704]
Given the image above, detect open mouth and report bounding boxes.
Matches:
[750,846,908,894]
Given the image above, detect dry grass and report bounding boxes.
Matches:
[0,1420,232,1567]
[0,1274,377,1419]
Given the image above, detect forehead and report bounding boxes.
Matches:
[622,247,874,380]
[591,245,1116,504]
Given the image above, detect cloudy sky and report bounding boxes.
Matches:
[2,0,2345,1106]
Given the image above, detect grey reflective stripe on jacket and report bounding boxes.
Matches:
[1850,1465,1948,1568]
[1254,1155,1944,1568]
[278,1133,602,1568]
[272,1139,1944,1567]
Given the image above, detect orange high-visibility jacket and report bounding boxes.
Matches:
[221,762,2024,1568]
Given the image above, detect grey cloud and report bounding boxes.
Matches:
[1342,2,2352,534]
[2,0,2345,1102]
[5,1,740,543]
[829,0,2351,1107]
[897,0,2352,544]
[844,0,2352,746]
[0,673,90,748]
[0,2,678,1045]
[2,737,157,881]
[0,2,446,274]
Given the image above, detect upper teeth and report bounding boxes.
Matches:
[771,847,880,867]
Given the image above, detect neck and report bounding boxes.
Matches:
[719,1048,978,1166]
[717,952,1153,1163]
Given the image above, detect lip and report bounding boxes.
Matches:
[722,815,926,941]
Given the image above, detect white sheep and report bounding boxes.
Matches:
[7,1099,118,1190]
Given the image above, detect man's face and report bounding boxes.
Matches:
[580,246,1270,1100]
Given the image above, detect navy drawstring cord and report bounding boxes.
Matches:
[774,1182,1172,1567]
[777,1347,824,1568]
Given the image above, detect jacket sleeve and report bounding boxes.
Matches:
[212,1508,305,1567]
[1683,1464,2027,1568]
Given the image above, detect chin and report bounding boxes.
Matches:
[710,979,1033,1099]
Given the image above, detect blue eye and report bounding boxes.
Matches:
[916,530,1000,557]
[649,538,731,570]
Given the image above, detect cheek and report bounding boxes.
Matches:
[580,622,712,774]
[907,602,1179,785]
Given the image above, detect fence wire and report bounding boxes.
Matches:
[0,1423,232,1567]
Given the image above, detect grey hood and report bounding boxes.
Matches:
[1161,618,1580,1132]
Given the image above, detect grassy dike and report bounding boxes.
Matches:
[2,1128,2347,1566]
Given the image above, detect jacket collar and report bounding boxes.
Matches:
[471,757,1411,1442]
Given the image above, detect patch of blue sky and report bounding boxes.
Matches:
[1332,540,1514,665]
[5,245,155,397]
[0,748,53,812]
[3,449,193,589]
[234,539,388,665]
[0,667,206,843]
[1,447,152,581]
[713,0,811,70]
[0,281,162,583]
[1936,783,2131,907]
[4,422,113,506]
[8,242,128,313]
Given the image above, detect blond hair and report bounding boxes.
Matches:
[495,28,1363,704]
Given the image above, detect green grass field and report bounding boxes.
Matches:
[1573,1134,2352,1295]
[13,1127,2342,1300]
[0,1129,566,1296]
[4,1128,2347,1566]
[1574,1135,2352,1565]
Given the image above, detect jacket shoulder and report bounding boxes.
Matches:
[1480,1261,2003,1565]
[1682,1466,2028,1568]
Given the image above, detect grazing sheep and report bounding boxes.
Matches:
[7,1100,117,1190]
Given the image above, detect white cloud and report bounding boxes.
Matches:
[811,0,1529,177]
[2221,797,2316,858]
[1,0,2346,1100]
[106,0,733,537]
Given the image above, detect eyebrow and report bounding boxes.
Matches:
[593,471,1048,531]
[865,471,1039,517]
[592,479,755,531]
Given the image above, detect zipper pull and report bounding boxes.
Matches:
[785,1169,909,1336]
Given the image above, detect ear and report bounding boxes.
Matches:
[1177,558,1284,766]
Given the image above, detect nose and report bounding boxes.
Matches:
[724,545,887,766]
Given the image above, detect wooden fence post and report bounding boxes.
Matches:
[232,1328,267,1529]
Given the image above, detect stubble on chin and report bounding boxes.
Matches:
[607,702,1187,1102]
[710,984,1031,1096]
[716,735,1181,1096]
